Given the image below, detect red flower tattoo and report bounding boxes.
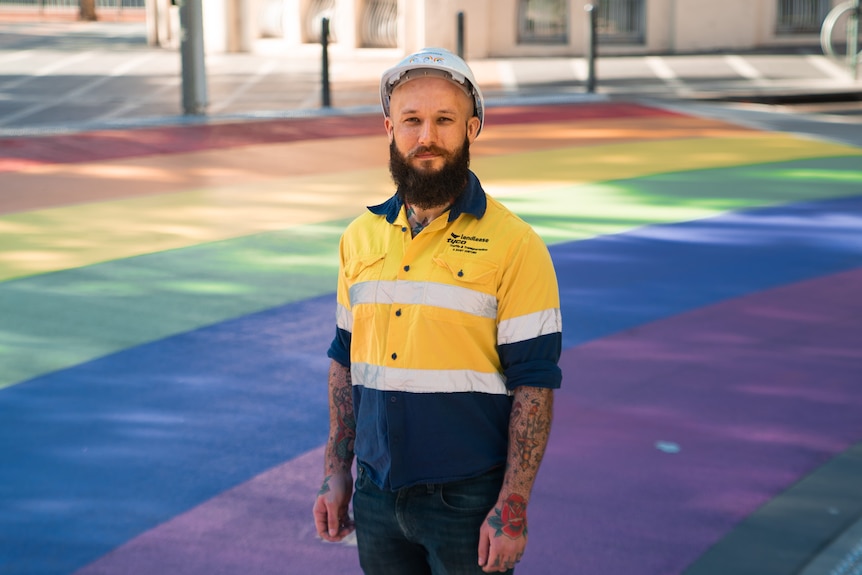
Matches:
[488,494,527,539]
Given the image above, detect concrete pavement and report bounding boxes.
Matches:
[0,19,860,135]
[1,17,862,575]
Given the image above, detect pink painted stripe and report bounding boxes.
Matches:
[76,268,862,575]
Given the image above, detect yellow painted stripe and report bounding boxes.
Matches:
[0,169,391,282]
[475,133,862,192]
[1,133,859,282]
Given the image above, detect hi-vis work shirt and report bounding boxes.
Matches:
[327,171,562,491]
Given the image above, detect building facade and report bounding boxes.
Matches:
[145,0,844,56]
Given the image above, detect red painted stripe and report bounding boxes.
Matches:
[0,114,383,171]
[0,103,682,171]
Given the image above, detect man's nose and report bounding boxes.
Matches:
[417,120,437,145]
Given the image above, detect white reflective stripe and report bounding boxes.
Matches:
[336,302,353,333]
[497,308,562,345]
[352,362,509,395]
[350,280,395,306]
[349,280,497,319]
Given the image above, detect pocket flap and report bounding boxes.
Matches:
[344,253,386,279]
[433,255,498,285]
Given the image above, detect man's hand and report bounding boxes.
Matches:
[313,471,355,542]
[476,385,553,570]
[477,493,528,572]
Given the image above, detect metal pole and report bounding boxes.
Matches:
[321,17,331,108]
[849,0,860,80]
[179,0,208,115]
[668,0,676,53]
[457,11,465,59]
[585,3,597,93]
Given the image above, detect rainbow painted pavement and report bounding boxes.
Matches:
[1,101,861,575]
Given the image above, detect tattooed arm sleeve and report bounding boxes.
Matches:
[494,386,554,536]
[324,359,356,476]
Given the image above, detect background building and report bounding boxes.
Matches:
[0,0,849,57]
[208,0,845,56]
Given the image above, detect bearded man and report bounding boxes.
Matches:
[313,47,562,575]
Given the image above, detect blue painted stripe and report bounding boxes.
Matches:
[0,296,336,575]
[554,195,862,348]
[1,195,860,574]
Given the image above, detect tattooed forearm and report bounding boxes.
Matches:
[331,374,355,460]
[325,360,355,474]
[504,386,553,497]
[512,395,552,472]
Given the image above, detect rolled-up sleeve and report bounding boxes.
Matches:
[496,231,562,390]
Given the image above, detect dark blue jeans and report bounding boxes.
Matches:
[353,464,512,575]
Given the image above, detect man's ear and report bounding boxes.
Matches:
[384,116,394,143]
[466,116,480,143]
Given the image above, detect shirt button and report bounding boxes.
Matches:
[395,309,402,317]
[402,227,408,232]
[390,396,397,403]
[403,265,410,272]
[391,352,397,360]
[458,270,464,277]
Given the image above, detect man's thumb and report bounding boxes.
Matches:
[478,531,490,566]
[328,507,340,537]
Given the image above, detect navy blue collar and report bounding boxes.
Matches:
[368,170,487,224]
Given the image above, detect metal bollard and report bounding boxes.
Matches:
[179,0,208,115]
[457,11,465,59]
[850,0,860,80]
[585,3,598,93]
[321,17,331,108]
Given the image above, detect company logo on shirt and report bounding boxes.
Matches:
[448,232,489,254]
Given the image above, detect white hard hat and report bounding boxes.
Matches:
[380,47,485,136]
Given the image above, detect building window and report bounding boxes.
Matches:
[303,0,337,43]
[596,0,646,45]
[776,0,830,34]
[361,0,398,48]
[518,0,568,44]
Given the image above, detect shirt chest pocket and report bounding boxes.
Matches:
[433,256,498,291]
[345,253,387,282]
[425,255,499,324]
[345,253,388,316]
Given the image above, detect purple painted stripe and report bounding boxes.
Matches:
[76,268,862,575]
[74,447,360,575]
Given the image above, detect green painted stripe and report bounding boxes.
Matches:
[514,155,862,244]
[0,221,346,389]
[1,156,860,389]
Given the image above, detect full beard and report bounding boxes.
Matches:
[389,137,471,210]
